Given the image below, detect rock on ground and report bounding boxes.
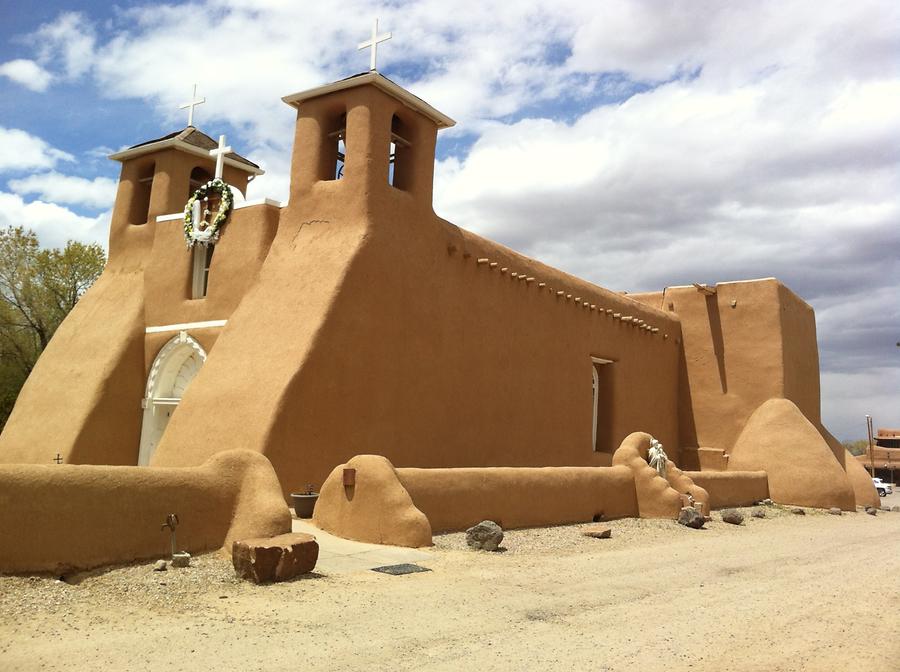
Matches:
[721,510,744,525]
[581,525,612,539]
[865,507,877,516]
[751,509,766,519]
[232,533,319,583]
[677,507,705,529]
[466,521,504,551]
[153,560,167,572]
[828,508,842,516]
[171,553,191,568]
[791,508,806,515]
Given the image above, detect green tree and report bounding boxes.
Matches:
[0,226,105,428]
[842,439,870,456]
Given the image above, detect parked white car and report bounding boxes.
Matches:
[873,478,893,497]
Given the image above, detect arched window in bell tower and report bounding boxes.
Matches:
[127,161,155,225]
[320,111,347,181]
[389,114,412,190]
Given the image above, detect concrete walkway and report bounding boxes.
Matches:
[292,518,433,575]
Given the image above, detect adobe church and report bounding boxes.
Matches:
[0,45,880,565]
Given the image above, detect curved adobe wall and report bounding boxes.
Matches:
[0,450,290,573]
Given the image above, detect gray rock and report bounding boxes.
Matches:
[828,508,842,516]
[171,552,191,568]
[791,507,806,515]
[466,521,504,551]
[720,509,744,525]
[762,499,774,505]
[865,506,877,516]
[677,506,705,529]
[881,506,891,512]
[892,506,900,513]
[751,509,766,519]
[153,560,167,572]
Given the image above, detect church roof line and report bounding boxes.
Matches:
[108,127,264,176]
[282,71,456,129]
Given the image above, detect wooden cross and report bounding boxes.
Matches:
[53,454,63,464]
[358,18,392,72]
[209,134,232,180]
[179,84,206,127]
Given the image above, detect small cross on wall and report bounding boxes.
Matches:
[358,18,392,71]
[53,454,63,464]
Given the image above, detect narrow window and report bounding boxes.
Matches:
[191,245,214,299]
[128,161,155,225]
[591,358,614,451]
[389,114,412,190]
[321,112,347,181]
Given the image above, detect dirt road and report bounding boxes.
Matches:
[2,505,898,671]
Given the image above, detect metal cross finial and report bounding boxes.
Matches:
[358,18,392,72]
[179,84,206,127]
[209,134,232,180]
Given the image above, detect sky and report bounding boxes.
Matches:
[0,0,897,440]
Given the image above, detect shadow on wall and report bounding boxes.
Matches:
[0,450,291,574]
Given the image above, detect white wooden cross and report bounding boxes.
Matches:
[179,84,206,127]
[209,134,232,180]
[358,18,392,72]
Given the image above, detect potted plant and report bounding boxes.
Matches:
[290,484,319,518]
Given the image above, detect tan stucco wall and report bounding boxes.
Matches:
[0,450,290,574]
[685,471,769,509]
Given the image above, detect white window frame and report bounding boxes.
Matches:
[191,245,214,299]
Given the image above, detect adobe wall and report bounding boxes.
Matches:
[0,147,277,466]
[398,465,638,532]
[0,450,290,574]
[151,83,683,495]
[663,279,820,451]
[685,471,769,508]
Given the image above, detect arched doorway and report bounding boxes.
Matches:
[138,331,207,465]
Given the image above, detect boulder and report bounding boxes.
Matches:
[828,508,842,516]
[466,521,504,551]
[721,509,744,525]
[865,507,877,516]
[881,506,891,512]
[171,552,191,568]
[232,533,318,583]
[791,507,806,515]
[581,525,612,539]
[677,507,705,529]
[892,506,900,513]
[153,560,167,572]
[751,509,766,519]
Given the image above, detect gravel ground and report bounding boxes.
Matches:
[2,505,899,672]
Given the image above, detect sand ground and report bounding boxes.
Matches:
[2,503,899,672]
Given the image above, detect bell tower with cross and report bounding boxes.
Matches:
[281,19,455,220]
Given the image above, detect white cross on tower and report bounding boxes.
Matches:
[179,84,206,127]
[209,134,232,180]
[358,18,392,72]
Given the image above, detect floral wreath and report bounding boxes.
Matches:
[183,178,233,247]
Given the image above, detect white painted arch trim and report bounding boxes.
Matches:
[146,320,227,334]
[143,331,208,400]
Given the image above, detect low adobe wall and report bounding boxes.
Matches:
[0,450,291,574]
[684,471,769,509]
[396,465,638,533]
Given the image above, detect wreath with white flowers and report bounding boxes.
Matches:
[183,178,233,247]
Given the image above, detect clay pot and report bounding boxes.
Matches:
[290,493,319,519]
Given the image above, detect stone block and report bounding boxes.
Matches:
[232,533,318,583]
[581,525,612,539]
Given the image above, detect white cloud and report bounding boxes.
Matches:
[0,59,53,91]
[0,128,73,173]
[7,172,117,210]
[0,192,109,249]
[33,12,96,79]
